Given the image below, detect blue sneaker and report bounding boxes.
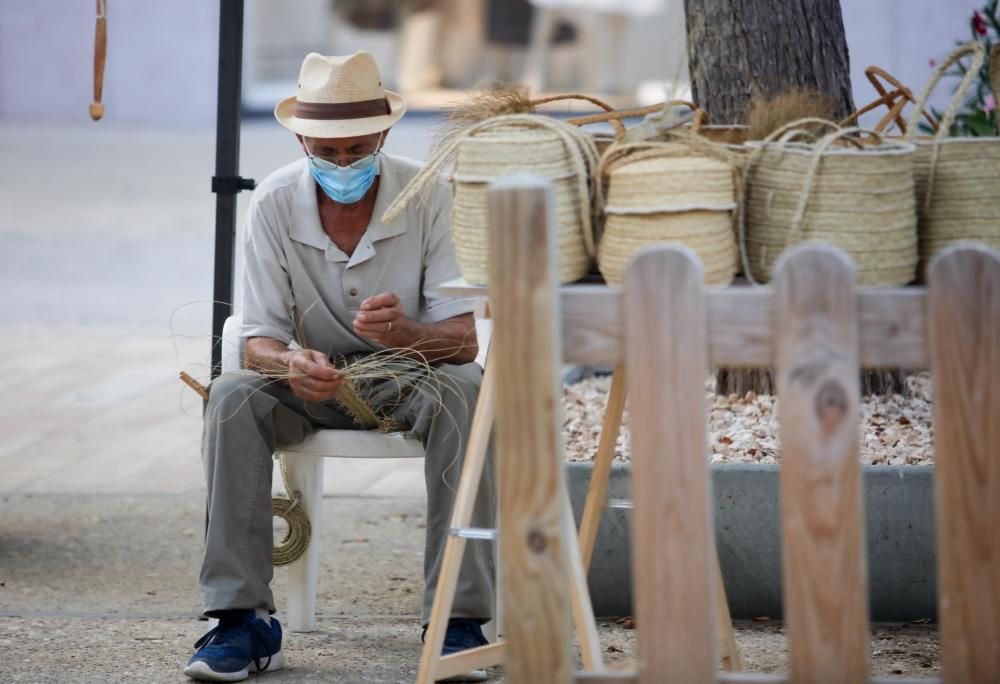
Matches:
[438,618,490,682]
[184,610,284,682]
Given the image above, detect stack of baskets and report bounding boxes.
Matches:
[903,42,1000,276]
[597,138,739,286]
[739,121,919,286]
[383,96,688,285]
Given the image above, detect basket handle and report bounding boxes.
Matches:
[567,100,707,138]
[905,42,986,141]
[765,117,842,145]
[839,88,938,135]
[527,93,626,137]
[529,92,616,111]
[847,66,939,134]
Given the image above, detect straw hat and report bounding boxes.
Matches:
[275,52,406,138]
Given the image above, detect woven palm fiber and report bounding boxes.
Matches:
[904,42,1000,277]
[272,451,311,566]
[740,122,919,286]
[383,113,599,285]
[597,141,738,285]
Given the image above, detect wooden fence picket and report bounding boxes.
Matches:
[625,246,717,683]
[772,245,869,683]
[488,175,573,683]
[928,244,1000,683]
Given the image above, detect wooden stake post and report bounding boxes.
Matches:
[773,247,868,683]
[489,175,574,683]
[929,245,1000,683]
[625,247,717,683]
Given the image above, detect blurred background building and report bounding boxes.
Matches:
[0,0,985,127]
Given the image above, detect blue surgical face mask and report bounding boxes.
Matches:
[306,137,382,204]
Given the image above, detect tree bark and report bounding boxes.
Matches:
[685,0,855,124]
[685,0,909,397]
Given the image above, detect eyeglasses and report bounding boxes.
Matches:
[306,133,383,168]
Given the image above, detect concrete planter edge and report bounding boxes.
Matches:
[566,462,936,622]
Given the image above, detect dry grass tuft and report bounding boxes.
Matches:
[747,89,837,141]
[432,83,536,153]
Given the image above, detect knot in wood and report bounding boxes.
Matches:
[815,379,848,433]
[527,529,547,553]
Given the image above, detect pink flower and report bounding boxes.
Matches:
[986,94,997,113]
[972,10,988,36]
[929,58,937,68]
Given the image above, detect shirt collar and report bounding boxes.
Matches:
[289,156,409,264]
[289,159,328,251]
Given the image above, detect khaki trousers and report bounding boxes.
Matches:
[199,361,496,623]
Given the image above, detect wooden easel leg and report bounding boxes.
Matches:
[416,361,497,684]
[577,364,627,572]
[713,542,743,671]
[565,492,604,672]
[574,364,741,672]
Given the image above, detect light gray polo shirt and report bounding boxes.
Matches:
[238,153,474,357]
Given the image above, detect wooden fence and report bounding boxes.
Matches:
[488,176,1000,683]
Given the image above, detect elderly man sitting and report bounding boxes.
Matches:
[184,52,495,682]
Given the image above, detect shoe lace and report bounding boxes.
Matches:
[193,616,275,672]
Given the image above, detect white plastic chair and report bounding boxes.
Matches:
[220,313,492,633]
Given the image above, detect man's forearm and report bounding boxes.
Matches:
[245,337,298,375]
[402,318,478,365]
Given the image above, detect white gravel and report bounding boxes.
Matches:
[563,372,934,465]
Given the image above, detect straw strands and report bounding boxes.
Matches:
[747,89,837,141]
[272,451,311,566]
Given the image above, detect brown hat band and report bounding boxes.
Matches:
[294,97,390,120]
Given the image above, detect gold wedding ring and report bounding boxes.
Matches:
[386,320,392,333]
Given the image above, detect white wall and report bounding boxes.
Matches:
[841,0,982,123]
[0,0,219,126]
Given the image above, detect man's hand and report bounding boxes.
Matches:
[353,292,413,347]
[287,349,343,402]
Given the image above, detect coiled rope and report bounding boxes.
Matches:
[272,455,311,566]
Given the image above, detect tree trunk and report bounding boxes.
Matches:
[685,0,855,124]
[685,0,909,397]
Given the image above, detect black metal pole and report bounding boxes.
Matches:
[211,0,254,377]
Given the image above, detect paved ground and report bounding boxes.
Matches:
[0,118,940,681]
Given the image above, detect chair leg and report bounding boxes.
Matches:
[282,453,325,633]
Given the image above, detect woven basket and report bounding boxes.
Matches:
[903,42,1000,276]
[597,140,738,286]
[740,122,919,286]
[450,120,598,283]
